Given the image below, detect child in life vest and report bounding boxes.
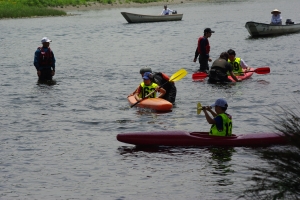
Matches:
[134,72,166,101]
[202,98,232,136]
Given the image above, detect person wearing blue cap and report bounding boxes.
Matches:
[134,72,166,101]
[129,67,177,104]
[202,98,232,136]
[34,37,56,81]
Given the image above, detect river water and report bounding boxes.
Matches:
[1,0,300,199]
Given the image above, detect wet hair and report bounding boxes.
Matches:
[219,52,229,60]
[227,49,236,56]
[140,67,152,74]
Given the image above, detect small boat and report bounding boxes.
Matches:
[121,12,183,23]
[245,21,300,37]
[128,95,172,112]
[117,131,288,147]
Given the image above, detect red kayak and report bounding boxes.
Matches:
[117,131,287,147]
[192,67,270,82]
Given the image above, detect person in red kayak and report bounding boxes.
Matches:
[129,67,177,104]
[134,72,166,101]
[227,49,251,75]
[202,98,232,136]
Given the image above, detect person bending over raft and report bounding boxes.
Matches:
[208,52,241,83]
[134,72,166,101]
[202,98,232,136]
[130,67,177,104]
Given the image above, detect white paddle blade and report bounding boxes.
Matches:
[197,102,202,115]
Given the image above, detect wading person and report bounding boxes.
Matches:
[208,52,240,83]
[34,37,56,81]
[193,28,214,73]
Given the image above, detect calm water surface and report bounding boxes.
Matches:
[1,0,300,199]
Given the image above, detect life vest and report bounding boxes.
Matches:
[138,82,158,98]
[197,37,210,55]
[209,113,232,136]
[38,47,53,66]
[228,57,243,74]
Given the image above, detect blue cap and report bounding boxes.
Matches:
[143,72,152,80]
[211,98,228,108]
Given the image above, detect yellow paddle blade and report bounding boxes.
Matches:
[169,68,188,82]
[197,102,202,115]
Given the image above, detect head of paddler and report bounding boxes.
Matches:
[227,49,236,61]
[142,72,153,86]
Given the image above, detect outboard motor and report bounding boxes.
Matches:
[172,10,177,14]
[286,19,294,25]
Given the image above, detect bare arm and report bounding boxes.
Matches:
[203,106,216,124]
[229,71,241,82]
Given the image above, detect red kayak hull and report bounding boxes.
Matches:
[228,68,254,82]
[117,131,287,147]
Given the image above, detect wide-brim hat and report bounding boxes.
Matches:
[271,9,281,14]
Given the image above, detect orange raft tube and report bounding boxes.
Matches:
[127,95,172,112]
[117,131,288,147]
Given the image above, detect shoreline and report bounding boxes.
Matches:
[53,0,208,12]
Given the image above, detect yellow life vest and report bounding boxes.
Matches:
[139,82,158,98]
[228,57,243,75]
[209,113,232,136]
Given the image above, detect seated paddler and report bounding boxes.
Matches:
[202,98,232,136]
[134,72,166,101]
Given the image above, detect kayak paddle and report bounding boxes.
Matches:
[197,102,202,115]
[130,68,188,108]
[192,66,271,79]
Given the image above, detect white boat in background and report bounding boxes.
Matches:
[121,12,183,23]
[245,21,300,37]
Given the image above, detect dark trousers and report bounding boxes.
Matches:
[39,69,53,81]
[199,54,209,72]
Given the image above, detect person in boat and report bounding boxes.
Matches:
[129,67,177,104]
[202,98,232,136]
[134,72,166,101]
[227,49,251,75]
[34,37,56,81]
[208,52,241,83]
[270,9,282,25]
[161,5,173,15]
[193,28,214,73]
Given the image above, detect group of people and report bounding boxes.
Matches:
[33,8,282,137]
[193,27,251,83]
